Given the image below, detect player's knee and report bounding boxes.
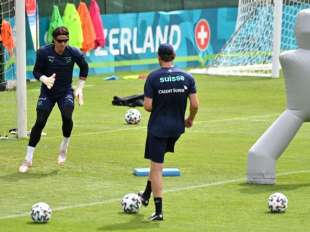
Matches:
[151,161,164,171]
[62,115,72,123]
[62,114,73,129]
[61,108,73,122]
[34,116,47,130]
[33,121,45,131]
[33,110,50,130]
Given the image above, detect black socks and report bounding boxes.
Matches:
[143,180,152,200]
[154,197,162,215]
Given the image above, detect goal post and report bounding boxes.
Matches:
[271,0,282,78]
[199,0,310,78]
[16,0,27,138]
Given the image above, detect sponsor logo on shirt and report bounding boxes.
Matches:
[159,75,184,83]
[48,56,55,63]
[64,57,72,64]
[158,88,185,94]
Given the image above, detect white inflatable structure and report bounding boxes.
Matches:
[247,9,310,184]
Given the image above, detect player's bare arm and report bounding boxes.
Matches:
[144,97,152,112]
[185,93,199,128]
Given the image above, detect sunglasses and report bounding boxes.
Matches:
[55,38,69,43]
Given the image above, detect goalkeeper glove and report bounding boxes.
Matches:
[75,79,85,106]
[39,74,55,89]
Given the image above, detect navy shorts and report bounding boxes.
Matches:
[144,133,180,163]
[36,89,74,113]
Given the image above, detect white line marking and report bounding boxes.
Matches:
[194,113,278,124]
[0,168,309,220]
[45,113,278,139]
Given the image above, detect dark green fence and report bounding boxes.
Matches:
[38,0,238,16]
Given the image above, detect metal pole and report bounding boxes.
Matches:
[16,0,27,138]
[0,2,4,87]
[271,0,283,78]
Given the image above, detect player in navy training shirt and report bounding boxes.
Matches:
[138,44,199,221]
[19,26,88,173]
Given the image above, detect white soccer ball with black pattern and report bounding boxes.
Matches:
[124,109,141,125]
[121,193,142,214]
[30,202,52,223]
[268,192,288,213]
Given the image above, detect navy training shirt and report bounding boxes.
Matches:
[144,66,197,138]
[33,44,88,97]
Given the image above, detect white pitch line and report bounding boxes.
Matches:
[0,168,309,220]
[194,113,278,124]
[45,113,278,140]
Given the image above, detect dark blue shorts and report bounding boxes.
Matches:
[36,89,74,113]
[144,133,180,163]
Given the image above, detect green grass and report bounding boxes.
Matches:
[1,73,310,231]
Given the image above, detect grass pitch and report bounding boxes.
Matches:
[1,74,310,232]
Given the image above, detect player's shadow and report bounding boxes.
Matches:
[238,182,310,194]
[97,213,160,231]
[0,170,59,182]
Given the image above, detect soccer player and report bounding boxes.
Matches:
[19,26,88,173]
[139,44,199,221]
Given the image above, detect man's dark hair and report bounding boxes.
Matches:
[158,44,176,62]
[52,26,69,39]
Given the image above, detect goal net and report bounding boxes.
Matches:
[0,0,17,139]
[0,0,27,139]
[199,0,310,77]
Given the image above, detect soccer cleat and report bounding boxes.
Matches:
[148,212,163,221]
[18,160,32,173]
[57,149,67,166]
[138,191,149,207]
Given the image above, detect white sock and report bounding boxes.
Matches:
[25,146,35,162]
[60,137,70,152]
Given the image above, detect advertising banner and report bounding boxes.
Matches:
[26,0,39,50]
[27,8,237,77]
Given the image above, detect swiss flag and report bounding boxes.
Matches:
[195,19,211,51]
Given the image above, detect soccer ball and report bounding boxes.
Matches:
[30,202,52,223]
[121,193,142,214]
[124,109,141,125]
[268,192,288,213]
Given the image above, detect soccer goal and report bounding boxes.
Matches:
[197,0,310,78]
[0,0,27,139]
